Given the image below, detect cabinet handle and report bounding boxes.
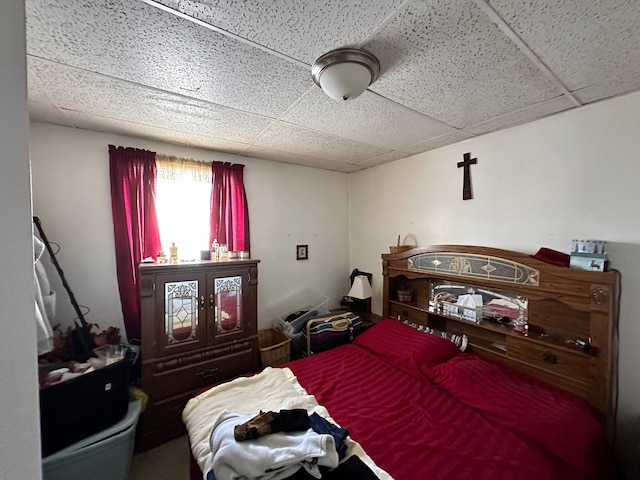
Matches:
[196,368,219,379]
[209,293,215,308]
[542,351,558,364]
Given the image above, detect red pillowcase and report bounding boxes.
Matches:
[428,354,611,476]
[352,319,462,378]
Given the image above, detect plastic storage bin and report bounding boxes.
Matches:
[268,287,330,335]
[40,346,132,457]
[42,400,141,480]
[268,287,330,359]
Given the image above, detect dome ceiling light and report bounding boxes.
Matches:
[311,48,381,101]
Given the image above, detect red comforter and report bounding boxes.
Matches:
[287,319,614,480]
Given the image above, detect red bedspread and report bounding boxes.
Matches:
[287,319,613,480]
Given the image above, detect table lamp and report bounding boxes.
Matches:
[347,272,373,314]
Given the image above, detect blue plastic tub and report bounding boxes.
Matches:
[42,400,141,480]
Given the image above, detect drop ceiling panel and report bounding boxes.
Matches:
[402,131,476,156]
[240,145,357,172]
[24,1,640,172]
[488,0,640,97]
[65,111,252,154]
[573,71,640,105]
[254,122,390,163]
[28,101,73,127]
[355,151,411,169]
[282,89,459,150]
[365,0,562,128]
[464,95,575,136]
[26,0,311,118]
[152,0,408,64]
[29,58,274,144]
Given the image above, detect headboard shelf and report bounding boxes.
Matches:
[382,245,620,431]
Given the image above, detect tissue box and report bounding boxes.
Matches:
[456,294,484,322]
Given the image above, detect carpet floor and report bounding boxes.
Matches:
[130,434,190,479]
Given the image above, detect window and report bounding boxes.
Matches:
[155,155,212,261]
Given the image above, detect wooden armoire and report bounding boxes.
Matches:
[137,259,260,450]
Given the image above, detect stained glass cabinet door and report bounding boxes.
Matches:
[154,272,208,355]
[207,268,254,345]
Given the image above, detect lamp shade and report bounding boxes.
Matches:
[347,275,373,300]
[312,48,380,101]
[317,62,372,101]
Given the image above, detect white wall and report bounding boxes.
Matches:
[0,1,42,478]
[349,90,640,477]
[27,89,640,477]
[29,123,350,340]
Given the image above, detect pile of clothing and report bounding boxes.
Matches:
[208,409,379,480]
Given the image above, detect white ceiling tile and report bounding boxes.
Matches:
[573,72,640,105]
[254,122,390,163]
[63,111,250,154]
[365,0,562,128]
[28,101,74,127]
[239,145,351,172]
[488,0,640,93]
[355,151,409,169]
[152,0,408,64]
[282,90,458,150]
[28,58,274,144]
[26,65,50,104]
[464,95,575,135]
[26,0,311,117]
[23,1,640,172]
[403,131,476,156]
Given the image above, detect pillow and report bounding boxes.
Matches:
[428,354,611,476]
[352,319,462,378]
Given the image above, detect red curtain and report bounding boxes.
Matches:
[109,145,161,343]
[209,162,250,253]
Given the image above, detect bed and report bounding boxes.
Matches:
[183,245,621,480]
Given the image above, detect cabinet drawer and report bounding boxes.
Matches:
[151,348,255,400]
[149,392,193,430]
[507,336,590,382]
[390,303,427,326]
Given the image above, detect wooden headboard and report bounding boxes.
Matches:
[381,245,620,431]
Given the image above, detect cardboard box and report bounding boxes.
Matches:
[570,252,607,272]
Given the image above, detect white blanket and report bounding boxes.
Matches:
[182,367,392,480]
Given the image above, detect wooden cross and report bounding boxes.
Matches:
[457,152,477,200]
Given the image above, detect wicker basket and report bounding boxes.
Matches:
[389,234,413,254]
[389,245,412,254]
[258,329,291,367]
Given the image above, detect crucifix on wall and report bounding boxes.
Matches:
[457,152,477,200]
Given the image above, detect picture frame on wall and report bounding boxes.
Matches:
[296,245,308,260]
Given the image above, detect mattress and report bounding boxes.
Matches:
[184,319,613,480]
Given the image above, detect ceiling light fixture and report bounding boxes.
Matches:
[311,48,380,101]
